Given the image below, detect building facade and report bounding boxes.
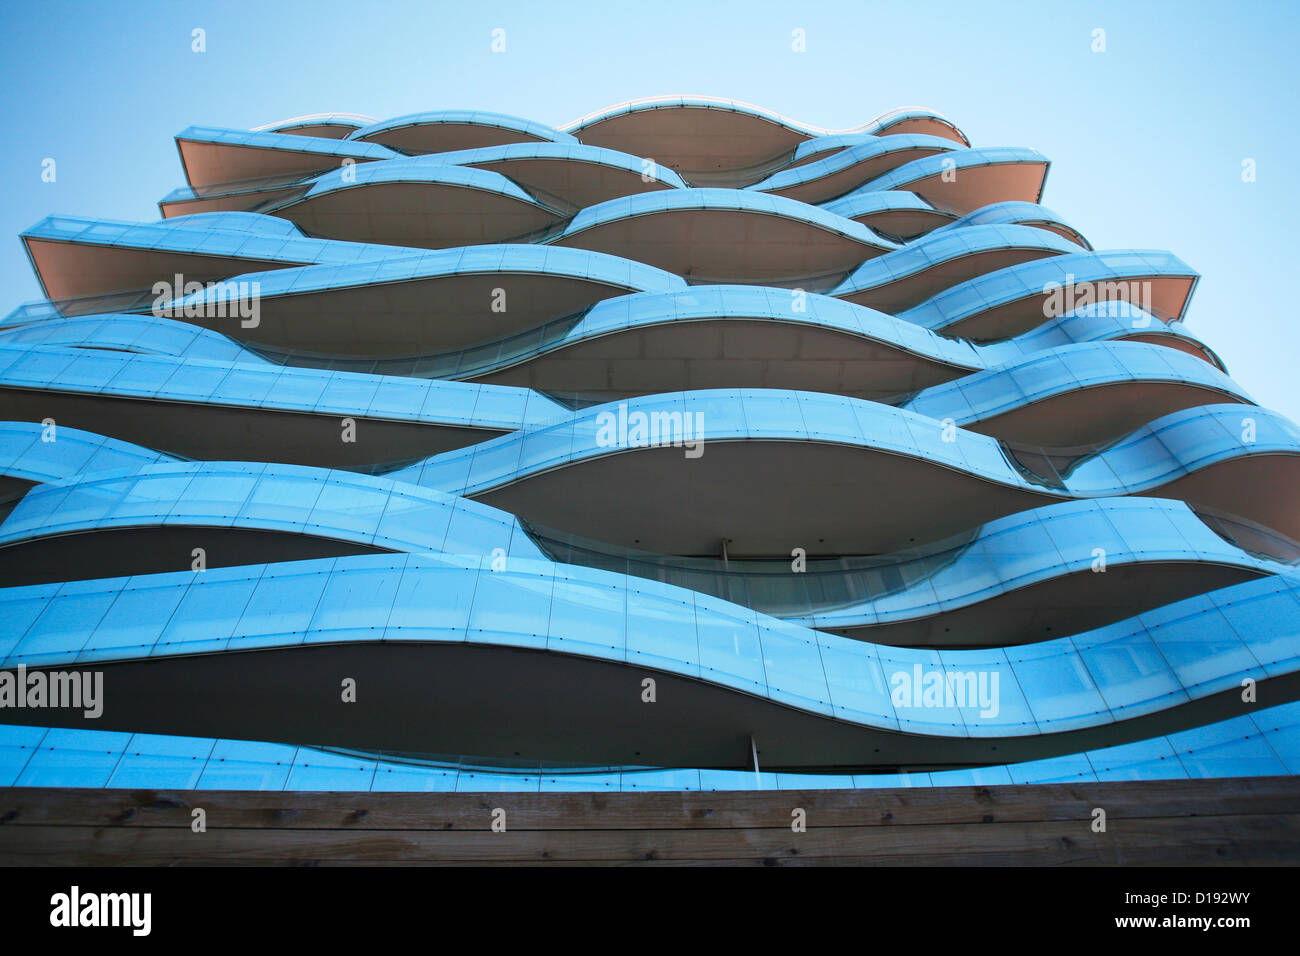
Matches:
[1,97,1299,793]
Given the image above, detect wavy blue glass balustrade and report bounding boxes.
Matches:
[774,124,972,171]
[865,107,968,143]
[21,213,422,279]
[182,108,961,213]
[747,134,961,196]
[249,159,573,249]
[0,313,263,364]
[524,495,1298,630]
[254,113,376,135]
[159,175,319,212]
[408,328,1241,446]
[348,110,578,147]
[810,190,946,229]
[278,158,557,211]
[929,201,1092,249]
[390,390,1294,500]
[427,142,689,192]
[141,246,688,361]
[391,387,1004,496]
[0,335,1277,486]
[0,288,1221,390]
[394,397,1300,552]
[21,216,1198,364]
[3,699,1297,790]
[177,126,402,164]
[553,184,899,243]
[0,461,547,564]
[0,552,1297,748]
[1000,302,1223,369]
[558,286,944,351]
[553,187,899,252]
[161,242,687,316]
[0,301,65,327]
[563,98,967,145]
[0,423,175,487]
[830,224,1084,300]
[12,236,672,364]
[1069,403,1300,489]
[429,292,1216,389]
[436,284,981,383]
[159,212,310,238]
[901,340,1251,437]
[0,344,569,433]
[565,95,815,135]
[900,250,1201,334]
[559,293,1212,373]
[4,421,1289,634]
[854,146,1050,195]
[5,447,1285,636]
[787,132,921,164]
[790,497,1288,634]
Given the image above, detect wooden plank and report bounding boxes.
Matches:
[3,777,1297,831]
[1,814,1297,866]
[4,778,1297,865]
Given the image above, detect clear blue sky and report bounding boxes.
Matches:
[2,0,1296,420]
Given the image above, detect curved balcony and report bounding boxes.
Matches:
[149,244,686,356]
[0,461,546,586]
[347,110,576,154]
[0,344,567,466]
[929,201,1092,250]
[0,552,1295,771]
[175,125,399,189]
[1,453,1288,650]
[563,97,968,186]
[547,188,898,285]
[431,142,688,210]
[0,290,1224,392]
[252,112,377,140]
[801,190,953,240]
[261,160,567,248]
[0,422,172,503]
[748,134,960,205]
[844,147,1050,215]
[20,213,403,309]
[4,696,1295,789]
[901,250,1200,341]
[391,398,1300,555]
[829,223,1080,311]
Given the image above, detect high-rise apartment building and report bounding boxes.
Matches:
[2,96,1299,805]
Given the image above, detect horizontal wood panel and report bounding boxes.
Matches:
[3,777,1298,865]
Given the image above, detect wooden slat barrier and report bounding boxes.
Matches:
[2,777,1298,865]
